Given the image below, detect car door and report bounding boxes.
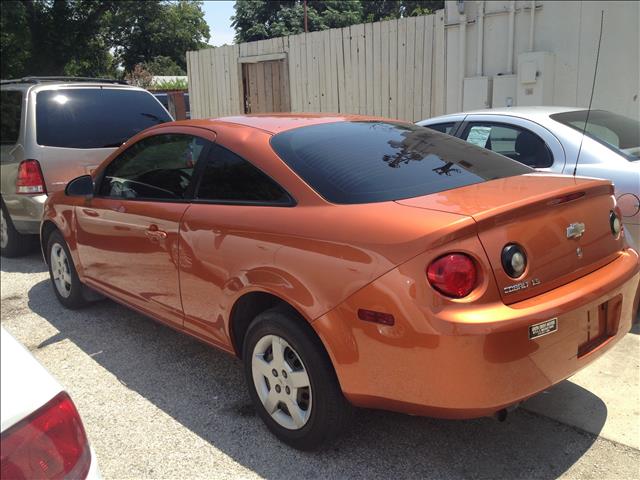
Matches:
[75,131,210,328]
[178,143,294,347]
[459,116,566,173]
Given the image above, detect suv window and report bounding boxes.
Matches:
[462,123,554,168]
[1,91,22,145]
[271,121,531,204]
[36,88,171,149]
[196,144,291,204]
[99,134,206,200]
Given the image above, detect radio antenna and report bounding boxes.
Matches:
[574,10,604,176]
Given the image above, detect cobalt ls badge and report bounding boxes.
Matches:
[528,318,558,339]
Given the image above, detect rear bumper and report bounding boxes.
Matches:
[313,249,640,418]
[1,193,46,234]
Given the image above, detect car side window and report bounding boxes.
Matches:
[463,123,554,168]
[425,122,456,135]
[196,144,292,204]
[99,134,206,200]
[0,91,22,145]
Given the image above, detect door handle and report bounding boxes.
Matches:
[145,225,167,240]
[82,209,99,217]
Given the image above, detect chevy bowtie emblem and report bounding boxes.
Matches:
[566,222,585,239]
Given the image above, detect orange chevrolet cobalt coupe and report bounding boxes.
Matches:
[43,115,639,449]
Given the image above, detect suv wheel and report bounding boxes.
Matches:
[243,307,352,450]
[0,202,31,258]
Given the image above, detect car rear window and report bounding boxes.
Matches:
[550,110,639,161]
[1,91,22,145]
[270,121,532,204]
[36,88,172,149]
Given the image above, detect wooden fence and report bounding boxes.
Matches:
[186,10,446,122]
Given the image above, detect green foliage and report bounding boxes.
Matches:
[0,0,209,79]
[232,0,444,43]
[107,1,210,73]
[144,56,186,76]
[151,78,189,91]
[0,1,31,79]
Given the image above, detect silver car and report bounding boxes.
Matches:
[418,107,640,248]
[0,77,172,257]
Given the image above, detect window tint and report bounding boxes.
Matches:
[196,144,291,204]
[1,91,22,145]
[270,121,531,204]
[551,110,639,161]
[463,123,553,168]
[36,89,172,149]
[99,134,206,200]
[426,122,456,135]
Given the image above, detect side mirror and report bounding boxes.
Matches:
[65,175,94,198]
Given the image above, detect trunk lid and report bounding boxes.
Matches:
[397,174,624,304]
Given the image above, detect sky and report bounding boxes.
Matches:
[202,1,236,47]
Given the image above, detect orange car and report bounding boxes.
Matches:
[42,115,640,450]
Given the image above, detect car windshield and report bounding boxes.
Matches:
[270,121,532,204]
[550,110,640,161]
[36,88,172,149]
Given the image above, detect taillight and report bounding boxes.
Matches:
[16,159,46,194]
[427,253,477,298]
[0,392,91,480]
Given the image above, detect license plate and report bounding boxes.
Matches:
[529,318,558,339]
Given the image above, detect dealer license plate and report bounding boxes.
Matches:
[529,318,558,339]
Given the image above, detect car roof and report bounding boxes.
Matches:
[172,113,399,134]
[422,106,587,123]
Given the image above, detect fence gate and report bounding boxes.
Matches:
[241,57,291,114]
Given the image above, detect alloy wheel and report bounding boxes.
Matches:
[251,334,312,430]
[50,243,72,298]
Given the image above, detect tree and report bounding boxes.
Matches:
[144,56,186,76]
[1,0,115,78]
[232,0,444,43]
[106,1,210,73]
[0,0,209,79]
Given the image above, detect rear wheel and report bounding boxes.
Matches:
[47,231,89,309]
[0,202,32,258]
[243,307,352,450]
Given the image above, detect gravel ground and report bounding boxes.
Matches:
[1,251,639,480]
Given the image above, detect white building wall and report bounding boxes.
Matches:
[444,0,639,119]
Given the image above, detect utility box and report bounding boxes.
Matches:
[492,74,517,108]
[463,76,492,110]
[516,52,555,106]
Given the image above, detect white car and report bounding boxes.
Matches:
[417,107,640,248]
[0,327,100,479]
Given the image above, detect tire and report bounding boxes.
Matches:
[243,307,352,450]
[46,231,89,309]
[0,202,32,258]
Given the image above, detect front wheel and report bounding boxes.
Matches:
[47,231,89,309]
[243,308,352,450]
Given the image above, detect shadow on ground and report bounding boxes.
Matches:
[27,279,608,479]
[0,249,47,274]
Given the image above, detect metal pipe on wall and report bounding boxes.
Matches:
[507,0,516,74]
[459,12,467,110]
[476,0,485,76]
[529,0,536,51]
